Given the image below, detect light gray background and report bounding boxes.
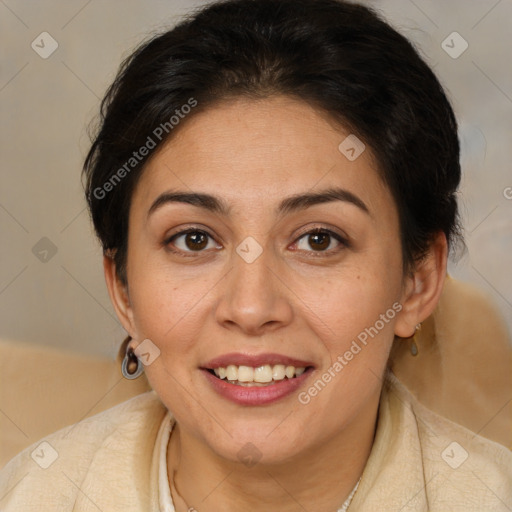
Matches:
[1,0,511,359]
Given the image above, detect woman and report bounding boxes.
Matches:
[1,0,510,510]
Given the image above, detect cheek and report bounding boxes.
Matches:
[130,276,195,336]
[126,224,217,336]
[127,255,216,358]
[128,260,171,334]
[291,275,400,438]
[306,252,402,365]
[320,285,397,363]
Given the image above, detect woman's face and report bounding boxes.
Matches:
[117,96,412,463]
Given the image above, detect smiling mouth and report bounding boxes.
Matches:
[206,364,314,387]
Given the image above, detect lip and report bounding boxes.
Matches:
[201,366,315,406]
[202,352,315,369]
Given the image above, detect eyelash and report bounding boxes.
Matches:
[164,226,349,258]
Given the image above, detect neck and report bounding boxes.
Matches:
[167,395,379,512]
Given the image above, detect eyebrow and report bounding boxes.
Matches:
[147,187,370,219]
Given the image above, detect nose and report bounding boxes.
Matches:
[214,244,293,336]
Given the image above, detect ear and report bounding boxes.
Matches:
[103,253,137,338]
[394,232,448,338]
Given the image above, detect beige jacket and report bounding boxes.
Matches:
[1,277,511,510]
[0,370,510,511]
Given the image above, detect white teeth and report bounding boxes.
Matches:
[237,366,254,382]
[285,366,295,379]
[272,364,286,380]
[254,365,273,383]
[226,365,238,381]
[210,364,307,384]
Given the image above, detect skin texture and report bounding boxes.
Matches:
[104,96,447,511]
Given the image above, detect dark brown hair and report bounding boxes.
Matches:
[83,0,462,285]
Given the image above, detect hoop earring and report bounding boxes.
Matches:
[121,345,144,379]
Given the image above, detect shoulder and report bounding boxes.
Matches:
[386,372,512,510]
[0,391,167,512]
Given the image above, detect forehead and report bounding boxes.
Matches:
[131,95,391,218]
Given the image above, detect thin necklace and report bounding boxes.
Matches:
[170,472,362,512]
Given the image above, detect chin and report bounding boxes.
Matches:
[205,421,309,467]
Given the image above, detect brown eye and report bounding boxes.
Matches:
[307,232,331,251]
[295,228,347,254]
[167,229,217,253]
[184,232,208,250]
